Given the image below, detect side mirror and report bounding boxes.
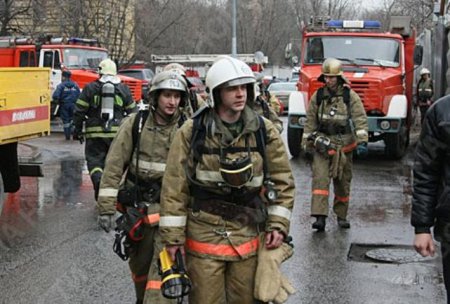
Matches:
[413,45,423,66]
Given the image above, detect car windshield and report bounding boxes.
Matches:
[304,36,400,67]
[268,82,297,91]
[62,48,108,69]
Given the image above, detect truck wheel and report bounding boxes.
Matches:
[385,126,408,159]
[287,127,303,158]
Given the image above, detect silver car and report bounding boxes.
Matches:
[267,82,297,112]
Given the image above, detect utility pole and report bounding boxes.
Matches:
[231,0,237,58]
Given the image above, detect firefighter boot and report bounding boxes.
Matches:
[312,216,326,231]
[337,217,350,229]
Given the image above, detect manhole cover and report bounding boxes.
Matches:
[365,248,435,263]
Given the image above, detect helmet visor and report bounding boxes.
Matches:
[218,76,255,89]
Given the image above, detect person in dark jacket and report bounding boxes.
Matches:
[411,94,450,303]
[52,70,80,140]
[73,58,137,200]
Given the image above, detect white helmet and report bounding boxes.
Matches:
[148,70,188,107]
[205,56,255,107]
[98,58,117,76]
[420,68,430,76]
[163,63,186,76]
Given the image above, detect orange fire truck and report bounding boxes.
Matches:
[0,36,142,101]
[287,16,422,158]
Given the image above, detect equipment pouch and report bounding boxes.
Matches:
[117,186,139,209]
[113,207,145,262]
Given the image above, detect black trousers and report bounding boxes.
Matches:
[441,241,450,304]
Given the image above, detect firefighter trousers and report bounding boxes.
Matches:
[310,151,353,219]
[141,227,174,304]
[186,254,258,304]
[85,137,113,200]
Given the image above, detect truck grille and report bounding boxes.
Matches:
[351,81,380,109]
[310,80,380,111]
[122,80,142,101]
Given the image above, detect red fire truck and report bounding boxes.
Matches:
[287,16,422,158]
[0,36,142,101]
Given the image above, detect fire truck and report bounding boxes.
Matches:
[0,67,51,206]
[0,36,142,101]
[287,16,422,159]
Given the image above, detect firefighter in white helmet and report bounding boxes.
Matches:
[303,58,368,231]
[163,62,207,113]
[155,56,295,303]
[97,70,189,304]
[73,58,137,201]
[416,67,434,124]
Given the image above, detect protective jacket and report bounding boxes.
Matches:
[52,80,80,104]
[73,80,136,138]
[417,78,433,105]
[411,96,450,239]
[97,110,181,215]
[303,85,368,149]
[159,106,295,261]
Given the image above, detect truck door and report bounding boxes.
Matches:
[40,49,62,93]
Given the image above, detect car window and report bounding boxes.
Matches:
[268,83,297,91]
[119,70,144,79]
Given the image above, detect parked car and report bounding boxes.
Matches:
[118,68,155,99]
[267,82,297,112]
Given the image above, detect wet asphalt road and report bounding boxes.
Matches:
[0,117,446,304]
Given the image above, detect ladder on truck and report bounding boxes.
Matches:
[151,54,268,77]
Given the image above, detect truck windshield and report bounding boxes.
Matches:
[62,48,108,69]
[304,36,400,67]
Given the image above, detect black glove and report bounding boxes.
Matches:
[73,129,84,144]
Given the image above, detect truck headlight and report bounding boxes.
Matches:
[380,120,390,130]
[298,117,307,126]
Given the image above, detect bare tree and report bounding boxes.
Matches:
[0,0,33,35]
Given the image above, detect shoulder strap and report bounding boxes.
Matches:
[343,86,351,119]
[255,115,267,158]
[316,87,324,106]
[191,112,206,163]
[132,110,150,150]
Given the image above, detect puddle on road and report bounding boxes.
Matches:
[1,158,93,221]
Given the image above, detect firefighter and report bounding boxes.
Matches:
[162,63,206,112]
[156,56,295,304]
[52,70,80,140]
[73,58,137,200]
[253,77,283,133]
[97,70,189,304]
[303,58,368,231]
[416,67,434,124]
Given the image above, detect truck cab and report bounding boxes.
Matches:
[0,37,142,101]
[287,17,420,159]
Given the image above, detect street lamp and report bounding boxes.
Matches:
[231,0,237,57]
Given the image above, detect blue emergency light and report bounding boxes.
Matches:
[326,20,381,29]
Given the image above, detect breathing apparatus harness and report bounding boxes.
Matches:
[307,86,354,154]
[187,109,278,223]
[113,109,151,261]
